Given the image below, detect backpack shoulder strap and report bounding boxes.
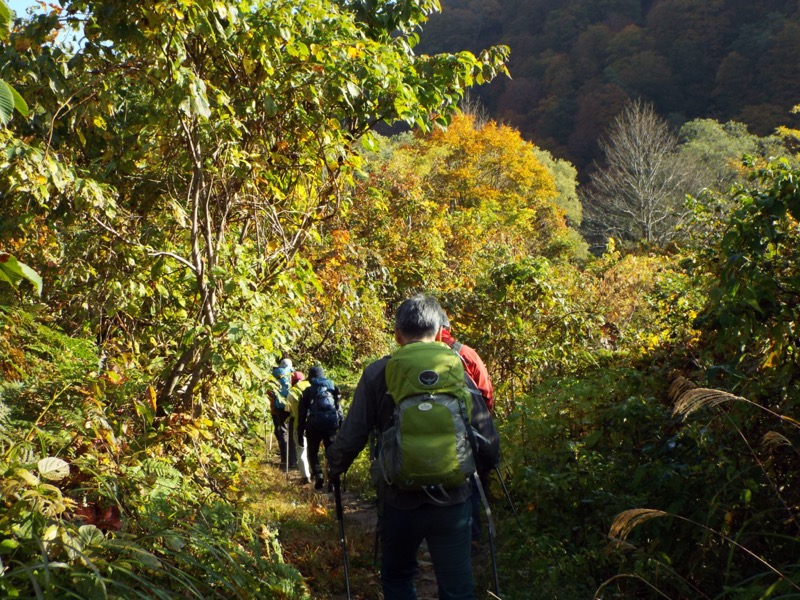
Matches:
[451,340,463,355]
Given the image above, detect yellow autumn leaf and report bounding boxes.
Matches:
[147,385,157,411]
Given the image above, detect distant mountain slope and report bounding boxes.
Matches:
[418,0,800,171]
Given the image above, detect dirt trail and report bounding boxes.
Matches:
[251,459,483,599]
[305,486,441,600]
[327,488,496,600]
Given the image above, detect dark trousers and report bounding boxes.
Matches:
[272,411,296,467]
[306,428,336,478]
[381,500,474,600]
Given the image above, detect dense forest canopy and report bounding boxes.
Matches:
[418,0,800,170]
[2,0,800,598]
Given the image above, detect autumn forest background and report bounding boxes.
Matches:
[1,0,799,598]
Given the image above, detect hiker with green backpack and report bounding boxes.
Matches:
[327,294,500,600]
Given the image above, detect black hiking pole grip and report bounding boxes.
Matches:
[333,477,352,600]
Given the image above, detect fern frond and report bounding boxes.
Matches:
[142,458,182,481]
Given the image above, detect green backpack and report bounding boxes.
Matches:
[378,341,476,492]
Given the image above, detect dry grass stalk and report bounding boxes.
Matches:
[609,508,668,541]
[608,509,800,591]
[667,375,697,403]
[672,388,742,419]
[671,383,800,430]
[761,431,793,450]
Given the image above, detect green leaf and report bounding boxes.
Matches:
[78,525,105,547]
[0,0,10,40]
[10,84,27,116]
[0,538,20,554]
[14,468,40,486]
[264,95,277,117]
[0,78,26,122]
[360,132,379,152]
[180,77,211,119]
[345,80,361,99]
[0,253,43,295]
[0,80,14,125]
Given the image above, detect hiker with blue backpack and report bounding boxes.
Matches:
[327,294,500,600]
[297,365,343,491]
[269,358,297,469]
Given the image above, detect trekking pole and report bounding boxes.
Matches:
[473,473,501,598]
[460,399,502,597]
[285,428,291,482]
[494,466,522,529]
[373,524,380,567]
[266,417,272,462]
[332,477,352,600]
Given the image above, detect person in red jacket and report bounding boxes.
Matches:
[438,308,495,553]
[438,310,494,412]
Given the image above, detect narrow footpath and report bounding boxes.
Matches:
[244,457,495,599]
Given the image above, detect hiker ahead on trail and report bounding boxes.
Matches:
[439,309,494,413]
[297,365,343,491]
[270,358,296,469]
[327,294,500,600]
[440,307,495,554]
[288,371,312,484]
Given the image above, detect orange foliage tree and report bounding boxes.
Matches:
[301,113,585,368]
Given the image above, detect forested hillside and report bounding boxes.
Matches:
[2,0,799,598]
[418,0,800,170]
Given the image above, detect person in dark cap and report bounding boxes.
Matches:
[297,365,342,490]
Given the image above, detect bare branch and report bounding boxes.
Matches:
[91,215,198,273]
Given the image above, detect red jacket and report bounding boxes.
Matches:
[441,329,494,411]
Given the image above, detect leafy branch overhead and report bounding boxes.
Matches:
[0,0,509,412]
[0,0,28,124]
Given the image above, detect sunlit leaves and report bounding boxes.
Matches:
[0,252,42,295]
[0,80,28,125]
[697,158,800,380]
[37,457,71,481]
[0,0,11,38]
[179,74,212,119]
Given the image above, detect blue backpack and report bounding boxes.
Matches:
[271,366,292,411]
[305,378,340,433]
